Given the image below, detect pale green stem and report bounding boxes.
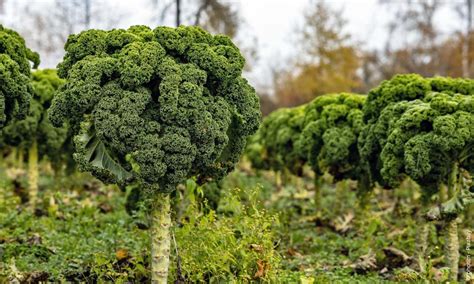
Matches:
[439,184,448,203]
[28,140,39,207]
[417,220,430,275]
[418,188,434,276]
[275,171,282,191]
[7,147,17,167]
[314,177,321,211]
[151,193,171,283]
[446,219,459,281]
[446,162,459,282]
[282,168,291,185]
[18,148,24,169]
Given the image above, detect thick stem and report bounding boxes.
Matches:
[18,148,24,169]
[8,148,17,167]
[417,193,432,275]
[446,218,459,281]
[417,221,430,274]
[467,203,474,229]
[439,184,448,203]
[356,173,371,210]
[314,177,321,211]
[282,168,292,185]
[28,140,39,207]
[275,171,282,191]
[151,193,171,284]
[446,162,459,281]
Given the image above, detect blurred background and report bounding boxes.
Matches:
[0,0,472,114]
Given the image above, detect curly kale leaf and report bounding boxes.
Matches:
[0,26,39,128]
[246,106,306,175]
[359,74,474,195]
[74,119,133,185]
[2,69,70,167]
[49,25,261,193]
[297,93,366,181]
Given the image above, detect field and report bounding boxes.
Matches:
[1,159,472,283]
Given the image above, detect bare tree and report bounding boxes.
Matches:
[85,0,91,29]
[456,0,473,77]
[0,0,6,14]
[193,0,239,37]
[150,0,239,37]
[273,1,361,107]
[8,0,122,68]
[176,0,181,26]
[379,0,443,77]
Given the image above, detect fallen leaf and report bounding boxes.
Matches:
[383,246,412,268]
[332,212,354,234]
[347,250,378,274]
[287,248,303,258]
[98,202,112,213]
[27,233,42,245]
[6,167,26,179]
[24,271,49,283]
[254,260,270,279]
[116,248,129,261]
[387,228,406,239]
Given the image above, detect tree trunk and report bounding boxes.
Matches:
[176,0,181,27]
[151,193,171,283]
[84,0,91,29]
[462,0,472,77]
[446,162,459,281]
[28,140,39,207]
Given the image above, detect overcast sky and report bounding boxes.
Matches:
[1,0,464,90]
[236,0,461,89]
[239,0,387,89]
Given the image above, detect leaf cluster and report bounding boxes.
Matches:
[49,25,261,193]
[247,93,366,182]
[1,69,69,164]
[0,25,40,128]
[246,106,306,175]
[359,74,474,195]
[298,93,365,181]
